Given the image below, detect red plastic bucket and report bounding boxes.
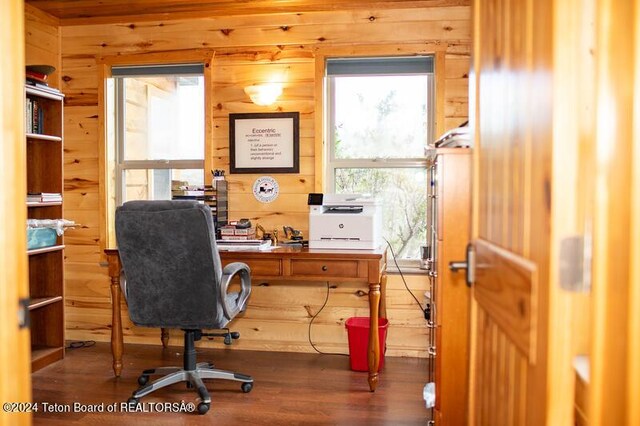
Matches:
[345,317,389,372]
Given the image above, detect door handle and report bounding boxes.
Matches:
[18,298,30,329]
[448,243,475,287]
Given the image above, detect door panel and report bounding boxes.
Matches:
[474,239,537,362]
[470,0,553,424]
[474,308,528,426]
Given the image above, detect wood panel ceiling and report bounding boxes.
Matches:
[25,0,469,25]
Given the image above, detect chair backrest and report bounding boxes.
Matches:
[115,200,226,329]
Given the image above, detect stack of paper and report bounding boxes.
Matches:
[215,239,272,251]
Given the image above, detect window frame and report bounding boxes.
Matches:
[322,53,441,267]
[97,50,215,254]
[112,72,205,206]
[324,64,434,190]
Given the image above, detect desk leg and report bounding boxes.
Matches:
[379,273,387,319]
[161,328,169,348]
[368,280,381,392]
[110,276,123,377]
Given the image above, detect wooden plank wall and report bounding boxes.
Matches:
[25,4,60,89]
[27,3,470,357]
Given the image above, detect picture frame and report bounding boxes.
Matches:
[229,112,300,174]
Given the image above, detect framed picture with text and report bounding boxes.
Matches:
[229,112,300,174]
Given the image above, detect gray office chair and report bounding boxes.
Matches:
[115,200,253,415]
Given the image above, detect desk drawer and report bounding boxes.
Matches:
[223,258,281,276]
[290,259,359,278]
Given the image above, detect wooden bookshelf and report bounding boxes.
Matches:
[25,84,65,372]
[425,148,471,425]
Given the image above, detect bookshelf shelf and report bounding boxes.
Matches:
[26,85,63,101]
[27,201,63,207]
[27,244,65,256]
[26,133,62,142]
[31,346,65,373]
[25,83,65,372]
[29,296,63,310]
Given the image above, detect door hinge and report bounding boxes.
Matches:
[559,235,591,292]
[448,243,475,287]
[18,298,30,329]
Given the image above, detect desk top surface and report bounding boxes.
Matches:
[221,245,386,259]
[105,246,386,260]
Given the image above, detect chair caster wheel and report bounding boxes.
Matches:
[137,375,149,386]
[127,397,139,406]
[197,402,210,415]
[241,382,253,393]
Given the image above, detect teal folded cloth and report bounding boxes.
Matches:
[27,228,57,250]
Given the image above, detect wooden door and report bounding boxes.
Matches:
[470,0,640,425]
[0,0,32,425]
[468,0,564,424]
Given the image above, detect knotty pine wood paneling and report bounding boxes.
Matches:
[25,4,61,89]
[27,0,470,25]
[50,4,470,357]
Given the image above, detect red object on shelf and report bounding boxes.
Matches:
[26,71,47,80]
[345,317,388,372]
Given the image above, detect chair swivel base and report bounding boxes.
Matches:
[127,329,253,415]
[129,365,253,414]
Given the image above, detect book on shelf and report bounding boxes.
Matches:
[26,81,62,95]
[220,234,256,240]
[26,70,48,85]
[215,239,272,251]
[27,192,62,203]
[25,98,31,133]
[219,226,236,236]
[233,228,256,236]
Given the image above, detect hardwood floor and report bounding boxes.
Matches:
[32,342,430,425]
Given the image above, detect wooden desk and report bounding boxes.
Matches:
[104,246,387,391]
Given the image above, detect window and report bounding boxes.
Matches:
[325,56,435,262]
[111,64,205,205]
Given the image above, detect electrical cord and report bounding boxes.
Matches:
[308,282,348,357]
[65,340,96,350]
[309,241,425,355]
[384,238,425,313]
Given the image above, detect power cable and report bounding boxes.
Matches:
[308,282,348,357]
[384,238,425,313]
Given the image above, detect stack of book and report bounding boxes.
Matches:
[219,225,256,240]
[27,192,62,203]
[26,65,62,96]
[26,67,50,85]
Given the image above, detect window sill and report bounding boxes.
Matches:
[386,264,429,275]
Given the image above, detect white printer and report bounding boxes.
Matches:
[309,194,383,249]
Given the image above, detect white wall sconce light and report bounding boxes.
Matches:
[244,82,283,106]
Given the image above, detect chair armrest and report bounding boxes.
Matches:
[219,262,251,320]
